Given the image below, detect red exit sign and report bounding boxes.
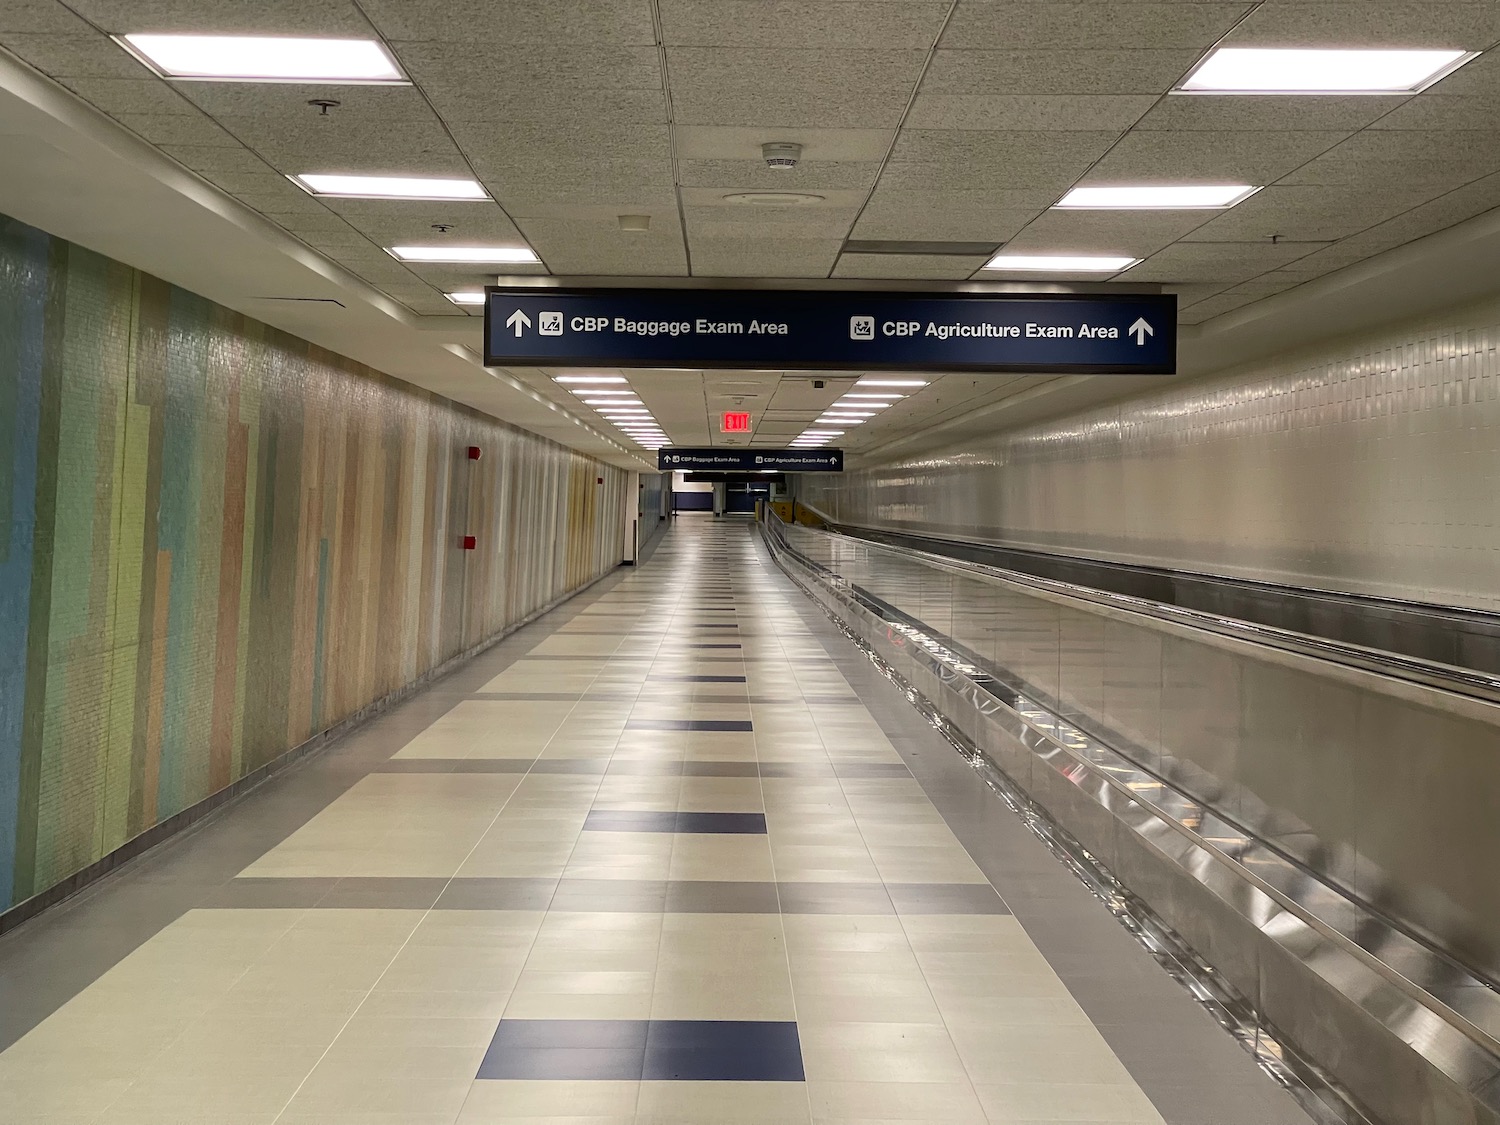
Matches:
[721,411,752,433]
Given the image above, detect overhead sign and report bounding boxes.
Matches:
[721,411,752,433]
[659,448,844,472]
[485,287,1176,374]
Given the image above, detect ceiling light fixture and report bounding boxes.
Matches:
[117,34,406,83]
[293,173,487,200]
[1177,47,1476,95]
[387,246,539,263]
[983,253,1140,271]
[1054,185,1258,210]
[555,375,627,384]
[573,389,638,396]
[858,379,928,387]
[840,393,903,400]
[444,291,486,306]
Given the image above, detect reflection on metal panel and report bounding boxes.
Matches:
[763,514,1500,1125]
[774,520,1500,994]
[804,299,1500,611]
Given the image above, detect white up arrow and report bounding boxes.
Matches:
[1128,318,1154,346]
[506,309,532,337]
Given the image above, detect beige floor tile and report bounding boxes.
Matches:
[973,1081,1166,1123]
[668,834,775,881]
[457,1078,640,1117]
[807,1079,987,1122]
[800,1022,969,1084]
[951,1025,1137,1086]
[636,1080,811,1123]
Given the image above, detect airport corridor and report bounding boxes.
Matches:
[0,517,1310,1125]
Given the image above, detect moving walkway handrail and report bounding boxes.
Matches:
[774,510,1500,714]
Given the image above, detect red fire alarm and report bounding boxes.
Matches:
[461,535,477,550]
[721,411,751,433]
[467,446,482,460]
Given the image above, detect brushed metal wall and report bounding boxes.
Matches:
[805,295,1500,612]
[764,516,1500,1125]
[780,521,1500,992]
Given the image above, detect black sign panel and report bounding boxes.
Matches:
[658,448,844,472]
[485,287,1176,374]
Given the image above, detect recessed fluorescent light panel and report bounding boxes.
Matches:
[984,253,1139,272]
[444,291,485,306]
[858,379,928,387]
[1055,185,1259,210]
[1178,47,1476,95]
[388,246,539,263]
[555,375,627,384]
[118,34,406,83]
[293,174,487,201]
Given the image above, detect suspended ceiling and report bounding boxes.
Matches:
[3,0,1500,466]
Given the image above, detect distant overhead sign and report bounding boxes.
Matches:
[659,448,844,472]
[485,287,1176,374]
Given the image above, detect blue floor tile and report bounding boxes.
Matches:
[583,810,768,834]
[648,674,748,683]
[477,1020,803,1082]
[626,719,754,732]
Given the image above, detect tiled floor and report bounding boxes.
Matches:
[0,516,1314,1124]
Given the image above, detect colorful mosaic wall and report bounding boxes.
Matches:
[0,213,627,911]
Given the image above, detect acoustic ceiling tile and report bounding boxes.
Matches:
[672,125,892,162]
[1002,208,1221,257]
[363,0,656,44]
[922,47,1203,94]
[862,185,1056,213]
[1178,184,1446,242]
[670,88,913,129]
[0,32,154,78]
[65,0,372,35]
[659,0,950,48]
[476,157,676,193]
[1133,95,1397,133]
[178,83,441,124]
[424,87,667,127]
[501,188,679,216]
[1082,128,1351,183]
[0,1,93,33]
[676,159,881,192]
[395,43,664,91]
[679,186,869,209]
[1369,95,1500,131]
[689,236,842,278]
[111,112,242,147]
[1126,238,1324,282]
[667,46,928,92]
[939,2,1252,50]
[449,122,673,166]
[322,200,525,242]
[57,76,200,116]
[684,209,857,241]
[538,241,690,277]
[1221,1,1500,49]
[848,208,1036,243]
[905,93,1157,132]
[890,128,1121,166]
[832,253,989,279]
[1177,291,1262,324]
[159,144,287,175]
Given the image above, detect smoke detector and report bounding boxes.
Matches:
[762,141,802,170]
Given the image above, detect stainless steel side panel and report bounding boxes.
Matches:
[764,520,1500,1125]
[802,303,1500,613]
